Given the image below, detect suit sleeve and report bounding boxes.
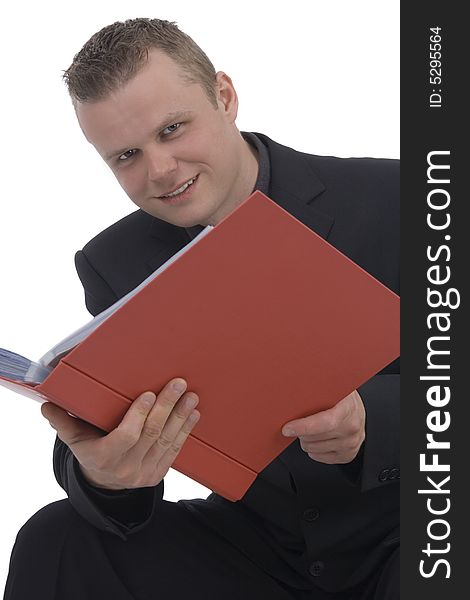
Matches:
[357,161,400,493]
[335,367,399,493]
[358,366,400,492]
[332,158,399,493]
[52,248,162,538]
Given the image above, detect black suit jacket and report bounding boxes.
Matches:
[53,134,399,594]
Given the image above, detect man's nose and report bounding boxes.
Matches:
[146,146,178,181]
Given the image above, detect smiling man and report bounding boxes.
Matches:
[76,48,259,228]
[4,19,399,600]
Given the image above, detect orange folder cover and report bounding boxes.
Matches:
[1,191,400,500]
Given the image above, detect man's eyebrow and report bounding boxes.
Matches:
[104,110,194,161]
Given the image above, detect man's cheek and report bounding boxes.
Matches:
[118,175,142,202]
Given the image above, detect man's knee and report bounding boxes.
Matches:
[374,547,399,600]
[14,499,79,551]
[4,500,83,599]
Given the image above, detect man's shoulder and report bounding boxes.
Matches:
[257,132,399,181]
[255,132,399,223]
[81,209,155,257]
[80,208,185,266]
[76,209,186,309]
[306,152,399,179]
[303,152,399,189]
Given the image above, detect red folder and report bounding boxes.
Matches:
[1,192,400,500]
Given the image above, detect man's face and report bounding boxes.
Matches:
[76,49,249,227]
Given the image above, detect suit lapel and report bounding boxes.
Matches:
[256,132,335,240]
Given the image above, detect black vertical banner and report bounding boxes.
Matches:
[401,2,466,598]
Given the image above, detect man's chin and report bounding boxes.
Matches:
[137,192,219,227]
[140,207,209,229]
[163,203,219,228]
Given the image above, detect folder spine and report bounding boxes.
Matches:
[174,434,258,501]
[38,362,132,432]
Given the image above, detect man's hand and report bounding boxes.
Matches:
[41,378,200,490]
[282,390,365,464]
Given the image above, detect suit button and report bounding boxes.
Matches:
[303,508,320,522]
[309,561,325,577]
[378,468,390,482]
[389,468,400,480]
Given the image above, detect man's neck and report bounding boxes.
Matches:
[206,133,259,226]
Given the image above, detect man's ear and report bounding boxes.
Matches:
[214,71,239,123]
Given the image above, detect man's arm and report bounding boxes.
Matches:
[43,382,200,538]
[282,360,399,491]
[46,248,201,537]
[282,390,365,464]
[51,425,161,538]
[357,368,399,491]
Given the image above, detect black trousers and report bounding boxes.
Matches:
[4,500,399,600]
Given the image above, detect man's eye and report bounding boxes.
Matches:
[118,149,136,161]
[162,123,181,136]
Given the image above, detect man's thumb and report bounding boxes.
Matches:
[40,402,98,445]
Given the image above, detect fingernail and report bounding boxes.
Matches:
[173,379,186,393]
[189,411,200,424]
[185,395,198,409]
[142,392,156,406]
[282,427,295,437]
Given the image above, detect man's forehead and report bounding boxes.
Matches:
[139,47,192,84]
[75,78,199,150]
[76,103,194,152]
[74,48,214,154]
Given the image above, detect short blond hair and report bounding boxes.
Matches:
[63,18,218,106]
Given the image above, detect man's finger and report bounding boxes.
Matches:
[108,379,187,453]
[149,392,198,450]
[129,390,199,459]
[300,437,344,454]
[105,390,158,452]
[41,402,102,445]
[282,409,337,438]
[151,409,201,482]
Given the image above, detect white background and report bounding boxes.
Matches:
[0,0,399,592]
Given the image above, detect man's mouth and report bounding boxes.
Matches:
[159,175,199,199]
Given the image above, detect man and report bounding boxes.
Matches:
[4,18,399,600]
